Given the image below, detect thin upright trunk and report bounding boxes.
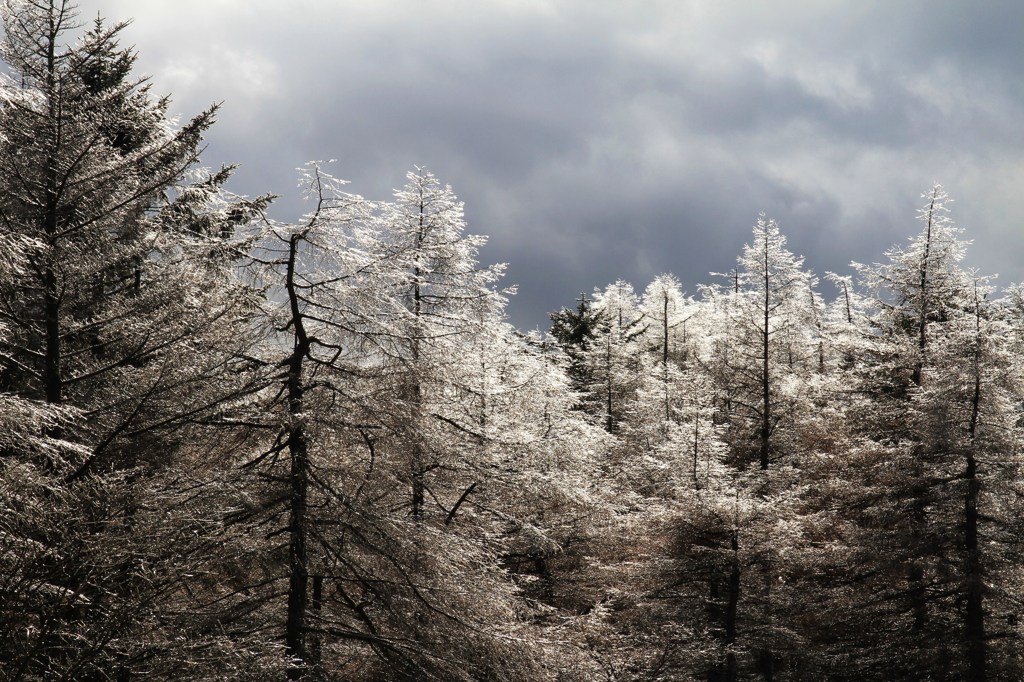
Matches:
[285,414,309,681]
[42,15,62,406]
[906,191,938,649]
[43,268,62,405]
[605,331,614,433]
[757,234,773,677]
[724,528,740,682]
[662,291,670,366]
[912,189,938,388]
[42,176,61,406]
[964,286,986,681]
[284,234,311,680]
[411,195,426,519]
[760,238,771,470]
[693,402,701,489]
[840,279,853,324]
[662,292,672,432]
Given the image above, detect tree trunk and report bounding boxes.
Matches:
[662,291,670,366]
[605,332,614,433]
[285,418,309,680]
[759,323,770,469]
[693,407,701,489]
[43,268,62,405]
[905,198,937,651]
[912,190,937,387]
[411,195,426,519]
[284,234,311,679]
[964,289,986,681]
[43,8,63,407]
[759,236,771,470]
[411,465,425,521]
[965,453,986,682]
[722,528,741,682]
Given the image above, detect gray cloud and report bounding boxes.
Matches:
[91,0,1024,328]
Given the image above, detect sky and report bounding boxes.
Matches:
[90,0,1024,330]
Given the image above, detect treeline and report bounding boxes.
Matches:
[1,2,1022,681]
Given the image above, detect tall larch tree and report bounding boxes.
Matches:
[240,165,598,680]
[728,214,818,470]
[820,186,1024,680]
[583,280,645,434]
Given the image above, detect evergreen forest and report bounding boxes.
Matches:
[2,2,1022,680]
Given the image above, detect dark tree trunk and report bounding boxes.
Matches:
[605,332,614,433]
[912,190,937,388]
[759,309,770,469]
[904,196,937,651]
[718,528,741,682]
[411,195,426,519]
[43,11,63,408]
[43,268,62,405]
[964,290,986,681]
[662,291,670,367]
[693,410,701,489]
[964,453,985,682]
[285,409,309,681]
[411,466,425,521]
[284,234,311,680]
[759,234,771,470]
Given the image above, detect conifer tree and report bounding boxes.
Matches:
[811,187,1024,679]
[584,280,646,434]
[0,2,278,677]
[240,165,602,680]
[726,214,818,470]
[550,291,604,395]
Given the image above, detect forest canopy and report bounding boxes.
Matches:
[1,2,1022,681]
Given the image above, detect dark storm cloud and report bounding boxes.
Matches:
[101,1,1024,329]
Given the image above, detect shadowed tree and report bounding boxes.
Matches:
[0,2,280,678]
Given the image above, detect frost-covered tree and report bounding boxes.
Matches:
[702,215,818,470]
[583,280,646,434]
[239,165,602,681]
[0,2,280,678]
[809,187,1024,680]
[0,1,262,423]
[637,218,822,681]
[630,275,693,449]
[370,167,511,523]
[641,273,692,369]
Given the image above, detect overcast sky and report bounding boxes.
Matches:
[94,0,1024,330]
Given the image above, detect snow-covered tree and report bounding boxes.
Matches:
[583,280,646,434]
[703,215,819,470]
[630,275,693,449]
[0,2,279,677]
[810,186,1024,679]
[238,165,607,680]
[370,167,510,522]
